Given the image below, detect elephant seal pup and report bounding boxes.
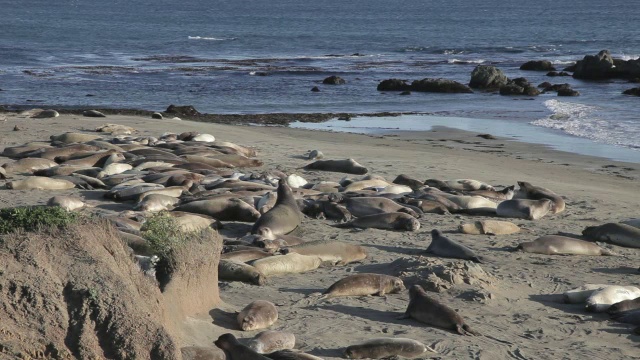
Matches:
[333,212,420,232]
[427,230,482,263]
[582,223,640,248]
[219,259,266,286]
[517,181,565,214]
[319,273,404,300]
[563,284,610,304]
[50,132,102,144]
[6,177,76,190]
[399,285,478,335]
[255,227,305,245]
[392,174,424,190]
[265,350,324,360]
[215,333,271,360]
[175,197,260,222]
[2,157,58,174]
[341,197,419,218]
[281,240,367,265]
[252,179,303,236]
[466,185,515,200]
[135,194,179,212]
[237,300,278,331]
[517,235,617,256]
[251,253,323,277]
[586,286,640,312]
[344,338,435,359]
[303,158,368,175]
[246,330,296,354]
[46,196,86,211]
[607,297,640,315]
[458,220,520,235]
[221,250,273,263]
[443,179,495,191]
[496,199,553,220]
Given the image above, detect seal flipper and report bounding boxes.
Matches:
[396,312,411,320]
[462,324,479,336]
[470,256,483,264]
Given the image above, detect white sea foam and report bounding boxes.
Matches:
[447,58,485,64]
[618,54,640,61]
[531,99,640,149]
[188,36,234,41]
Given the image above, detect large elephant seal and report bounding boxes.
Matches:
[219,259,266,285]
[610,310,640,326]
[303,159,368,175]
[496,199,553,220]
[237,300,278,331]
[252,179,303,236]
[517,181,565,214]
[135,194,179,212]
[175,197,260,222]
[2,157,58,174]
[246,330,296,354]
[215,333,271,360]
[392,174,424,190]
[6,177,76,190]
[585,286,640,312]
[443,179,494,191]
[344,338,435,359]
[427,230,482,263]
[517,235,616,256]
[622,218,640,229]
[341,197,419,218]
[607,297,640,315]
[281,240,367,265]
[562,284,610,304]
[458,220,520,235]
[466,186,515,200]
[333,212,420,232]
[251,253,323,277]
[264,350,324,360]
[399,285,478,335]
[582,223,640,248]
[319,273,404,300]
[46,195,86,211]
[221,249,273,263]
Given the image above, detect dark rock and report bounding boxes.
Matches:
[538,81,553,89]
[322,76,346,85]
[623,87,640,96]
[630,78,640,83]
[338,115,352,121]
[520,60,556,71]
[311,86,320,92]
[82,110,106,118]
[85,94,95,97]
[499,78,539,96]
[563,63,577,72]
[377,79,411,91]
[151,112,164,119]
[542,83,572,93]
[477,134,496,140]
[573,50,614,80]
[166,104,200,117]
[499,83,525,96]
[13,125,21,131]
[254,72,268,76]
[469,65,509,90]
[547,71,571,77]
[410,78,473,93]
[558,88,580,96]
[613,58,640,79]
[400,91,411,96]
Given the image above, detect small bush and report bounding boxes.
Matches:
[140,212,190,259]
[0,206,79,234]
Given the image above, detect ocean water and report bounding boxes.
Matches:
[0,0,639,155]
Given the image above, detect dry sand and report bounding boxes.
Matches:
[1,112,639,359]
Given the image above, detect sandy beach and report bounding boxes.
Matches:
[1,111,639,359]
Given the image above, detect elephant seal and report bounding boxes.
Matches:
[610,309,640,326]
[582,223,640,248]
[303,159,368,175]
[251,253,323,277]
[344,338,435,359]
[427,230,482,263]
[585,286,640,312]
[221,250,273,263]
[252,179,303,236]
[246,330,296,354]
[0,167,5,179]
[607,297,640,315]
[257,192,277,214]
[215,333,271,360]
[219,260,266,285]
[458,220,520,235]
[621,218,640,229]
[135,194,179,212]
[496,199,553,220]
[517,181,565,214]
[443,179,494,191]
[264,350,324,360]
[175,197,260,222]
[46,196,86,211]
[319,273,404,300]
[281,240,367,265]
[333,212,420,232]
[562,284,610,304]
[6,177,76,190]
[2,157,58,174]
[32,109,59,118]
[399,285,478,335]
[342,179,389,192]
[440,194,498,210]
[237,300,278,331]
[307,149,324,160]
[341,197,419,218]
[50,132,102,144]
[392,174,424,190]
[517,235,617,256]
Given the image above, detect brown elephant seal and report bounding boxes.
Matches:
[319,273,404,300]
[0,167,5,179]
[586,286,640,312]
[307,149,324,160]
[50,132,102,144]
[333,212,420,232]
[221,249,273,263]
[135,194,179,212]
[399,285,478,335]
[582,223,640,248]
[237,300,278,331]
[496,199,553,220]
[46,196,86,211]
[466,185,515,200]
[175,197,260,222]
[427,230,482,263]
[607,297,640,315]
[281,240,367,265]
[344,337,435,359]
[6,177,76,190]
[252,178,303,236]
[303,159,368,175]
[251,253,323,277]
[209,154,263,167]
[517,235,617,256]
[458,220,520,235]
[392,174,424,190]
[340,197,419,218]
[2,157,58,174]
[215,333,271,360]
[219,260,266,285]
[517,181,565,214]
[398,198,449,214]
[265,350,324,360]
[621,218,640,228]
[246,330,296,354]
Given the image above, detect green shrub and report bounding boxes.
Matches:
[140,212,189,259]
[0,206,79,234]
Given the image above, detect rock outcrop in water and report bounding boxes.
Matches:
[469,65,509,90]
[322,75,346,85]
[499,78,540,96]
[572,50,640,80]
[623,87,640,96]
[377,78,472,93]
[520,60,556,71]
